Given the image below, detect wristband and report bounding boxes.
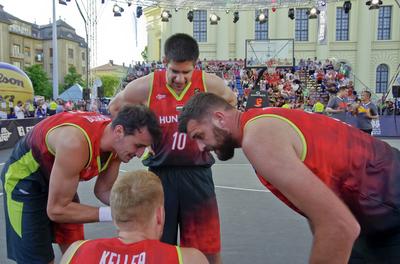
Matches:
[99,206,112,222]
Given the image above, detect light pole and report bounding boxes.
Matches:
[74,0,90,100]
[52,0,59,99]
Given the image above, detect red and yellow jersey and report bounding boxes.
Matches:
[26,111,114,181]
[240,108,400,229]
[67,238,182,264]
[144,69,214,167]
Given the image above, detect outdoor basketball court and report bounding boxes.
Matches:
[1,138,399,263]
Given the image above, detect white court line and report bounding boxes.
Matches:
[0,167,262,194]
[213,163,250,166]
[215,185,270,193]
[119,169,267,193]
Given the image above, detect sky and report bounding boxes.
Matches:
[0,0,148,67]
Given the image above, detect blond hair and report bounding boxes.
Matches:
[110,170,164,226]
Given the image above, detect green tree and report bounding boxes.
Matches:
[24,64,52,98]
[141,46,148,62]
[100,75,120,97]
[63,65,85,92]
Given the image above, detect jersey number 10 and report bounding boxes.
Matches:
[172,132,187,150]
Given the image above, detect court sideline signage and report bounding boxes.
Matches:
[0,118,42,150]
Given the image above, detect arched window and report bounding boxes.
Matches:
[376,64,389,93]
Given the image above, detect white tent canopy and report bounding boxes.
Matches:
[59,84,83,102]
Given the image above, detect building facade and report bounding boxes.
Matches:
[144,0,400,95]
[0,4,87,85]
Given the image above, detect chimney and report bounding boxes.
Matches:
[109,60,114,65]
[122,62,125,67]
[0,5,4,11]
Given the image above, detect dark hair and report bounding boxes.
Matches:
[363,90,372,98]
[178,93,234,133]
[164,33,199,63]
[112,105,161,143]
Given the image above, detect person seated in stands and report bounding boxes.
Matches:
[382,100,395,115]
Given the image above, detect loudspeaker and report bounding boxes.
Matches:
[83,89,91,100]
[393,85,400,98]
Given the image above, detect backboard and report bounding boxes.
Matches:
[245,39,294,69]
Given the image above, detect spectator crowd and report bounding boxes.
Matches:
[1,57,398,121]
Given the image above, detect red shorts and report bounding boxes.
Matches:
[53,222,84,244]
[150,166,221,254]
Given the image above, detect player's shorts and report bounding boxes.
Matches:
[349,229,400,263]
[149,166,221,254]
[0,138,84,263]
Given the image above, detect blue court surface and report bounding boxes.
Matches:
[1,138,400,263]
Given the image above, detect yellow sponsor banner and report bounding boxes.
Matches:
[0,63,34,109]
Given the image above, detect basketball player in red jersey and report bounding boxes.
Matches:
[109,33,236,264]
[1,105,161,264]
[60,170,208,264]
[179,92,400,263]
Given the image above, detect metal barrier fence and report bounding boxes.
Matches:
[1,115,399,150]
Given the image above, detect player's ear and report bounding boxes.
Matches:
[212,111,225,127]
[113,125,125,138]
[156,205,165,226]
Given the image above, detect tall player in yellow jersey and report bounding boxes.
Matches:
[109,33,236,264]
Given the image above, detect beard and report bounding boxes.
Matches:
[212,126,236,161]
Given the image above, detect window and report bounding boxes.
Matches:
[376,64,389,93]
[193,10,207,42]
[24,46,31,57]
[68,48,74,59]
[82,52,85,61]
[336,7,349,41]
[12,44,21,55]
[377,6,392,40]
[50,48,53,57]
[255,10,268,40]
[295,9,308,41]
[35,49,43,62]
[12,61,21,69]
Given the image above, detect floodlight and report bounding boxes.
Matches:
[233,11,239,23]
[210,13,220,25]
[161,10,172,22]
[288,8,295,20]
[343,1,352,13]
[136,6,143,18]
[307,7,320,19]
[113,4,124,16]
[256,12,267,24]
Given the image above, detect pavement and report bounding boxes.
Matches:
[1,138,400,264]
